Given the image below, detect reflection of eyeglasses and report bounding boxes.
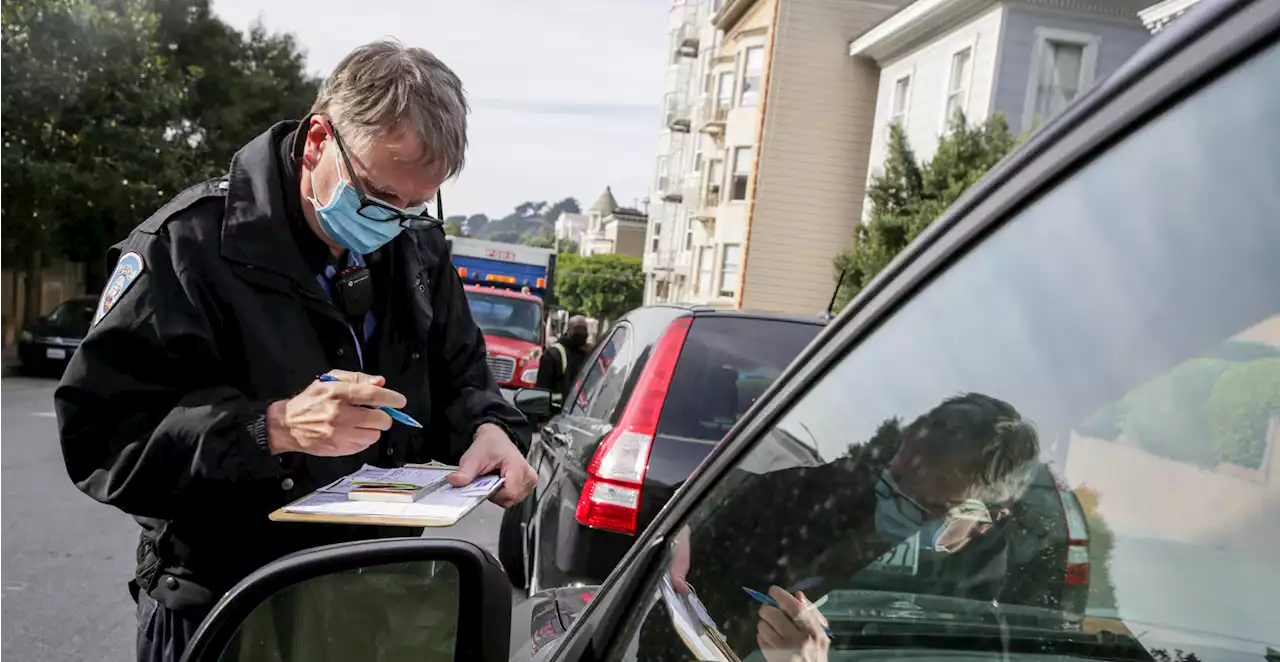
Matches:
[328,123,444,229]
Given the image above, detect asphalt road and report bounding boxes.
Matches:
[1,375,529,662]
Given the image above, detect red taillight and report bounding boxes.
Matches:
[575,317,692,535]
[1056,481,1091,586]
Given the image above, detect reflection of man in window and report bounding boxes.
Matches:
[649,393,1041,658]
[536,315,592,403]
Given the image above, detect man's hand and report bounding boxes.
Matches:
[669,525,693,594]
[266,370,407,457]
[446,423,536,507]
[757,586,830,662]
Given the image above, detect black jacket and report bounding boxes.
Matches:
[534,339,592,400]
[55,122,531,613]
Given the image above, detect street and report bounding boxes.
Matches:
[1,375,529,662]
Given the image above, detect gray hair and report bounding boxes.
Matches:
[903,393,1041,505]
[311,39,469,178]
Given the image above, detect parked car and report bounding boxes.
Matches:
[500,304,827,591]
[17,296,98,375]
[177,3,1280,661]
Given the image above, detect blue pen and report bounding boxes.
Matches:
[316,374,423,428]
[743,587,834,639]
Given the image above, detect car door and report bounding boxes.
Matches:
[531,323,639,589]
[542,6,1280,662]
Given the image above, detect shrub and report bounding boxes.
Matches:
[1076,400,1128,441]
[1206,358,1280,469]
[1122,358,1232,467]
[1200,340,1280,363]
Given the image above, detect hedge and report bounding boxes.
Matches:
[1206,358,1280,469]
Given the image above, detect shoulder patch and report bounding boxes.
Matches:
[93,252,146,326]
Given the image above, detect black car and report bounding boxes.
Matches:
[174,3,1280,661]
[17,296,98,375]
[500,305,826,592]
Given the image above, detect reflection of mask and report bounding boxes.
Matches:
[306,144,426,254]
[874,470,929,542]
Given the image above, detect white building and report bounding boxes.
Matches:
[579,187,649,258]
[851,0,1152,213]
[554,212,589,248]
[1140,0,1205,33]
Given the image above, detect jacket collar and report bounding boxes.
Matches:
[221,121,318,285]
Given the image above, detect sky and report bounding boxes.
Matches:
[211,0,669,219]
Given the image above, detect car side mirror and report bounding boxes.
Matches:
[181,539,511,662]
[513,387,559,420]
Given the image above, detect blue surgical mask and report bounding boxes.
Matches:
[306,145,427,254]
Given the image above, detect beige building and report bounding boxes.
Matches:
[644,0,909,315]
[579,187,648,258]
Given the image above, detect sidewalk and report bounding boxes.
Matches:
[3,345,19,377]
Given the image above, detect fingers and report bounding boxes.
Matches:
[758,604,796,638]
[338,382,408,409]
[325,369,386,386]
[670,526,693,595]
[341,406,392,431]
[769,585,804,618]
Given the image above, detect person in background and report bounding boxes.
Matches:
[55,39,536,662]
[536,314,593,405]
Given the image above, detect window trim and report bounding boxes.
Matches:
[718,243,741,299]
[729,146,753,203]
[567,324,631,418]
[740,45,765,107]
[554,2,1278,658]
[890,72,913,129]
[941,38,977,132]
[1022,27,1101,130]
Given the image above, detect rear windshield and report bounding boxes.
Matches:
[658,317,821,442]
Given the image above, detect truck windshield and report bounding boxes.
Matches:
[464,290,543,344]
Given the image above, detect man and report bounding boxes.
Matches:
[648,393,1041,658]
[55,40,536,662]
[535,315,592,403]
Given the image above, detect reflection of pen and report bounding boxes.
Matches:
[742,587,834,639]
[316,374,422,428]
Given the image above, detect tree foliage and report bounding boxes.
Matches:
[555,253,643,323]
[833,113,1018,311]
[2,0,318,323]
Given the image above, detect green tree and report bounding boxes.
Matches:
[833,114,1018,311]
[3,0,195,324]
[555,253,643,323]
[524,229,555,249]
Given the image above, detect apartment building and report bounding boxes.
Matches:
[1140,0,1205,32]
[852,0,1151,199]
[643,0,911,315]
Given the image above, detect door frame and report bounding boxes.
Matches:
[545,2,1280,660]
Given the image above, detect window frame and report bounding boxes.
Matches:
[729,146,752,202]
[715,70,736,112]
[1022,27,1101,130]
[718,243,741,299]
[942,43,975,130]
[740,45,765,107]
[696,245,715,296]
[891,73,912,129]
[538,3,1278,660]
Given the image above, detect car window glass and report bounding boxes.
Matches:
[570,327,625,417]
[658,317,822,442]
[610,41,1280,662]
[587,326,635,421]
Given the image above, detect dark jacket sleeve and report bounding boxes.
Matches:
[534,344,564,393]
[425,249,534,457]
[55,228,283,521]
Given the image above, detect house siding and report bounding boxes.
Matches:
[742,0,910,315]
[865,5,1006,186]
[992,4,1150,134]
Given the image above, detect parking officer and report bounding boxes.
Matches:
[54,40,537,662]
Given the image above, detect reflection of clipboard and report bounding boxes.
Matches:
[659,575,741,662]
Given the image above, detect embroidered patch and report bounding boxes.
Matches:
[93,252,145,326]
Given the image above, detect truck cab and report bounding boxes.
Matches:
[446,236,557,393]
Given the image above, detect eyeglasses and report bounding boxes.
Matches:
[327,123,444,228]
